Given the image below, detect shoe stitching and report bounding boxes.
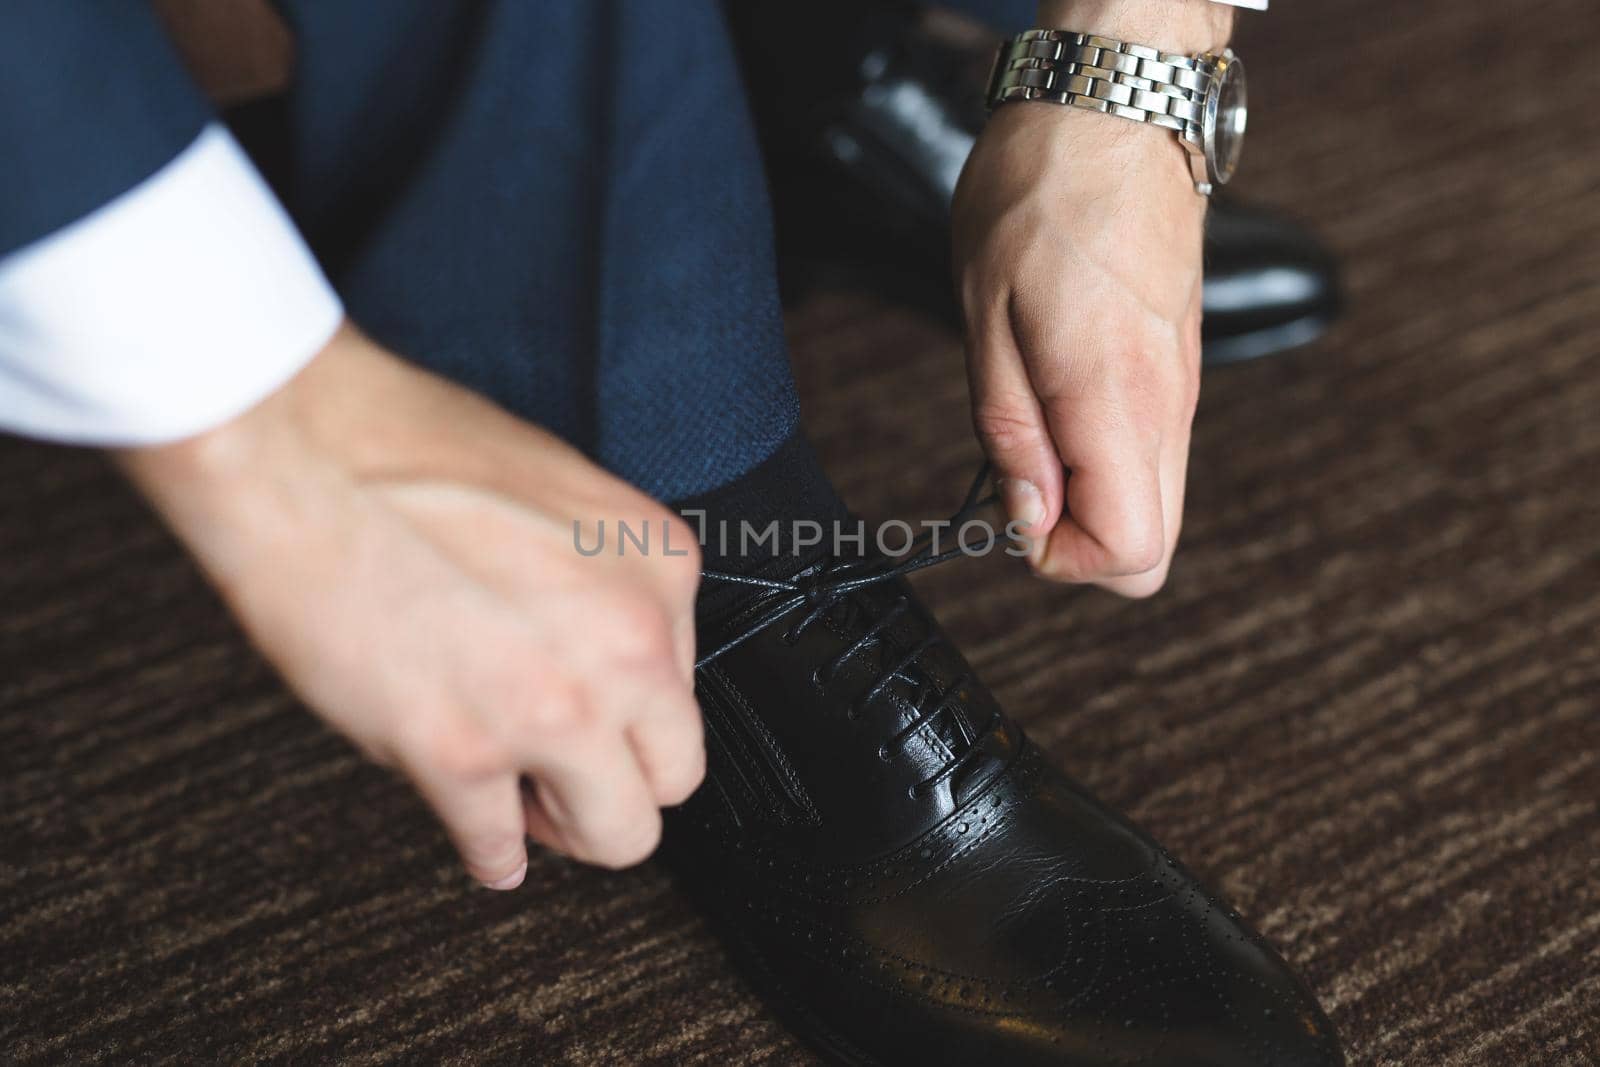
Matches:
[703,663,822,825]
[698,703,798,828]
[717,745,1045,904]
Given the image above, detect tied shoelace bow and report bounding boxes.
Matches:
[697,464,1005,797]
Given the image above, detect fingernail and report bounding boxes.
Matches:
[997,478,1044,531]
[997,478,1047,566]
[483,861,527,891]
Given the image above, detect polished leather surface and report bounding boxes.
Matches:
[666,563,1344,1065]
[731,5,1341,365]
[1201,201,1341,364]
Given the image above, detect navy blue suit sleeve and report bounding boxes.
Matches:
[0,3,214,257]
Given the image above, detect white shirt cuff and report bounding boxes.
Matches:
[1216,0,1267,8]
[0,123,342,446]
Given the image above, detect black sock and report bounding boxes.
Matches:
[670,431,850,616]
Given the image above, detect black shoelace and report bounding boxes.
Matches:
[697,465,1004,796]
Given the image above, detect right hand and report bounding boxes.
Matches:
[118,323,705,887]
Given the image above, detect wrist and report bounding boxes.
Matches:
[1035,0,1233,54]
[114,331,352,596]
[983,102,1209,208]
[115,333,331,497]
[114,320,395,501]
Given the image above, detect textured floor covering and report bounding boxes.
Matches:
[3,0,1599,1064]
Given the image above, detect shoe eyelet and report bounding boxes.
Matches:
[876,744,891,763]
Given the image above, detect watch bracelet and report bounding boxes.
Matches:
[987,29,1213,149]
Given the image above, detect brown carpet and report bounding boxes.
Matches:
[3,1,1598,1063]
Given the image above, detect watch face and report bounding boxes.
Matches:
[1206,52,1248,185]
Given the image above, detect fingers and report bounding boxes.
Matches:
[521,781,567,854]
[525,730,664,869]
[415,685,697,885]
[599,501,700,685]
[612,517,704,802]
[972,263,1203,591]
[968,291,1172,589]
[409,759,529,890]
[356,470,705,880]
[582,578,705,808]
[584,631,706,807]
[655,515,701,684]
[1099,424,1189,598]
[671,613,696,685]
[966,295,1065,544]
[408,603,700,884]
[478,569,699,872]
[485,650,700,873]
[1004,301,1167,584]
[1098,282,1202,597]
[626,699,706,806]
[976,279,1199,593]
[516,672,701,869]
[1036,404,1167,585]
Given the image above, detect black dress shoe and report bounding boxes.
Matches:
[666,506,1343,1065]
[727,2,1342,366]
[1198,200,1341,364]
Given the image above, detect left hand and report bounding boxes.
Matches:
[953,5,1225,597]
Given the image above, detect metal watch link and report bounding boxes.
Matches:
[986,29,1247,195]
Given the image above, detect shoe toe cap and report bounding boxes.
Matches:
[1023,850,1345,1066]
[939,771,1346,1066]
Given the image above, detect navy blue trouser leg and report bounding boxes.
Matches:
[271,0,800,501]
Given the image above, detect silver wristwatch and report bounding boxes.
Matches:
[986,30,1247,196]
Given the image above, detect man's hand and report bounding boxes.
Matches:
[118,324,705,887]
[953,0,1230,597]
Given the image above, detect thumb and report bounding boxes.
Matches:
[966,311,1062,556]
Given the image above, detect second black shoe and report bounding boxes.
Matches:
[726,1,1342,366]
[665,488,1344,1066]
